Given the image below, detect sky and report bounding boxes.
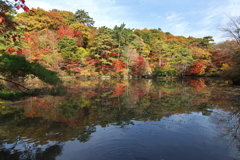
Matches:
[23,0,240,43]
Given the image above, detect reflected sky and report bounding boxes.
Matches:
[0,78,240,160]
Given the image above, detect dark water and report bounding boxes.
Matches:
[0,78,239,160]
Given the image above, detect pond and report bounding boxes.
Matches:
[0,78,239,160]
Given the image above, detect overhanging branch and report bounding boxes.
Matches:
[0,77,30,92]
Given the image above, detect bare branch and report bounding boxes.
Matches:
[0,78,30,92]
[221,15,240,45]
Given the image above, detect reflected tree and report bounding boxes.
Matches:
[1,78,240,157]
[0,142,64,160]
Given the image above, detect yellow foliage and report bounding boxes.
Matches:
[220,63,230,70]
[78,47,90,61]
[191,47,211,62]
[70,22,92,41]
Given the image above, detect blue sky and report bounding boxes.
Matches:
[24,0,240,43]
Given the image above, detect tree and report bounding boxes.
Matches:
[59,36,80,60]
[150,40,166,68]
[162,44,193,77]
[17,8,66,32]
[90,27,118,74]
[121,45,139,77]
[221,15,240,45]
[0,53,61,85]
[113,23,126,58]
[0,0,29,55]
[74,9,94,27]
[0,0,62,95]
[113,23,135,58]
[188,47,211,75]
[69,22,92,47]
[131,56,147,76]
[134,28,153,45]
[52,9,75,25]
[23,29,64,72]
[211,41,236,70]
[189,36,214,49]
[112,59,126,73]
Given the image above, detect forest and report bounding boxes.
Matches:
[0,0,240,90]
[0,1,240,159]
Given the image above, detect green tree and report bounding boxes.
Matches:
[59,36,80,60]
[74,9,95,27]
[159,44,193,77]
[134,28,153,45]
[190,36,214,49]
[151,40,167,68]
[0,53,61,85]
[90,26,118,74]
[113,23,135,58]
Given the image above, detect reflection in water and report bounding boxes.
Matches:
[1,142,64,160]
[0,78,239,160]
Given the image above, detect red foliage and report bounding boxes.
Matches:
[57,27,74,38]
[165,35,175,39]
[189,79,207,92]
[56,27,84,47]
[190,61,205,74]
[17,48,23,56]
[1,0,33,56]
[65,59,81,73]
[211,50,234,67]
[134,89,145,98]
[85,89,98,98]
[23,5,29,12]
[96,63,111,72]
[23,32,51,62]
[85,58,99,66]
[8,47,15,54]
[16,5,21,9]
[73,30,82,37]
[133,56,146,74]
[113,83,126,96]
[112,59,126,73]
[73,30,83,47]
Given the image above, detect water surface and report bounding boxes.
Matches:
[0,78,239,160]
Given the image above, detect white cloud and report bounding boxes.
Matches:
[162,12,190,36]
[21,0,240,43]
[25,0,135,28]
[166,13,184,22]
[27,1,63,11]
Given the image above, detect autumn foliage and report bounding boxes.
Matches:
[132,56,147,75]
[190,62,206,75]
[1,0,239,80]
[0,0,32,55]
[112,59,126,73]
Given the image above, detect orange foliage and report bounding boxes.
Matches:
[190,79,207,92]
[113,83,126,96]
[189,61,207,75]
[165,34,175,39]
[112,59,126,73]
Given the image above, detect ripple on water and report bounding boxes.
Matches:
[89,141,153,160]
[98,148,135,160]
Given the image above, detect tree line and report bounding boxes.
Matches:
[1,1,240,85]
